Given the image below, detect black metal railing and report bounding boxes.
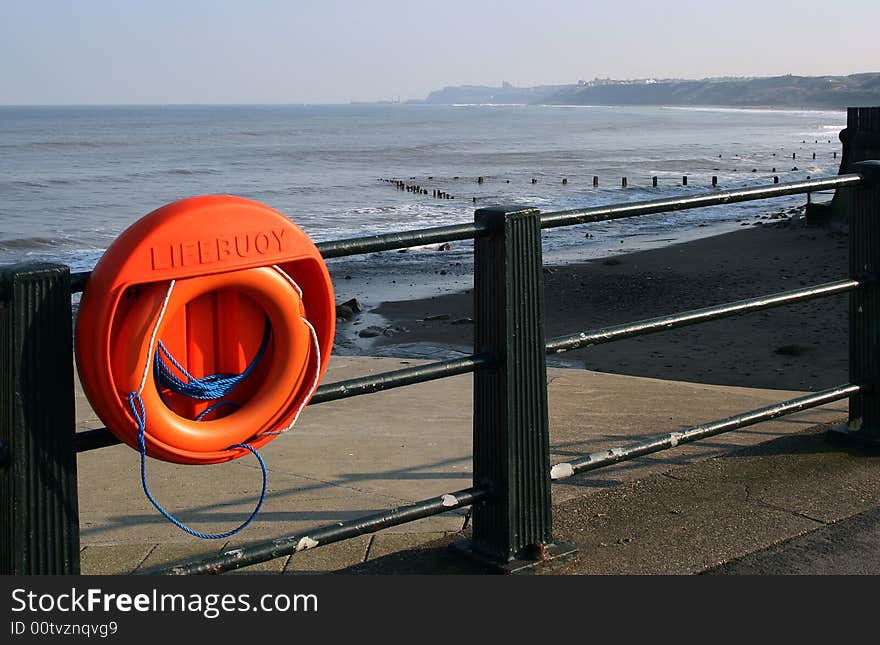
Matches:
[3,107,880,576]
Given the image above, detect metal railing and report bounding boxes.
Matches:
[3,110,880,575]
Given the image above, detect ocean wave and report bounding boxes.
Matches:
[165,168,220,176]
[0,140,124,151]
[1,176,85,189]
[2,179,50,189]
[0,235,67,250]
[451,103,528,107]
[537,104,616,109]
[663,106,846,117]
[0,168,221,191]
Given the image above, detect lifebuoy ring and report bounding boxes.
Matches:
[76,195,335,465]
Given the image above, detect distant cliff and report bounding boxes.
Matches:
[420,74,880,109]
[545,74,880,109]
[422,81,570,104]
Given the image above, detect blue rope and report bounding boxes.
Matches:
[127,316,273,539]
[154,317,271,401]
[194,400,241,421]
[128,391,267,540]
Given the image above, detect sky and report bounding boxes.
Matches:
[1,0,878,105]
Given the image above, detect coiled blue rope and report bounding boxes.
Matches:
[128,317,273,540]
[153,317,271,402]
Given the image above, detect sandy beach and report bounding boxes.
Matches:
[342,211,850,393]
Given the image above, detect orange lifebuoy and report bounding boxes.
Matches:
[76,195,335,465]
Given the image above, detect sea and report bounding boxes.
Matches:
[0,103,846,308]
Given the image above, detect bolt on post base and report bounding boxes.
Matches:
[449,539,577,574]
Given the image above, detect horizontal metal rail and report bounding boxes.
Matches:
[310,352,493,404]
[67,173,864,293]
[549,384,859,480]
[546,279,860,354]
[539,174,863,228]
[74,353,494,452]
[315,221,489,259]
[149,486,489,575]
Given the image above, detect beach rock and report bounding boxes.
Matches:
[358,326,385,339]
[336,304,355,321]
[340,298,363,314]
[423,314,450,321]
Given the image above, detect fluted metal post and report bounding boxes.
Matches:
[844,161,880,443]
[453,206,574,571]
[0,263,80,574]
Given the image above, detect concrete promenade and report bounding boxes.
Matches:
[74,356,876,575]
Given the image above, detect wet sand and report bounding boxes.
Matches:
[357,217,850,392]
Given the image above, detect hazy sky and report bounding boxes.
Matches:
[1,0,878,105]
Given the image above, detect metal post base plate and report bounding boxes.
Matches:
[829,420,880,447]
[449,539,577,574]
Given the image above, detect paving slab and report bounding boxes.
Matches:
[134,542,230,574]
[283,536,371,575]
[366,531,451,560]
[704,505,880,575]
[80,544,155,575]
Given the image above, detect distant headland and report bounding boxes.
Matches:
[376,74,880,109]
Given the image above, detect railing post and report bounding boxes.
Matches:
[452,206,575,572]
[0,263,80,574]
[843,160,880,444]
